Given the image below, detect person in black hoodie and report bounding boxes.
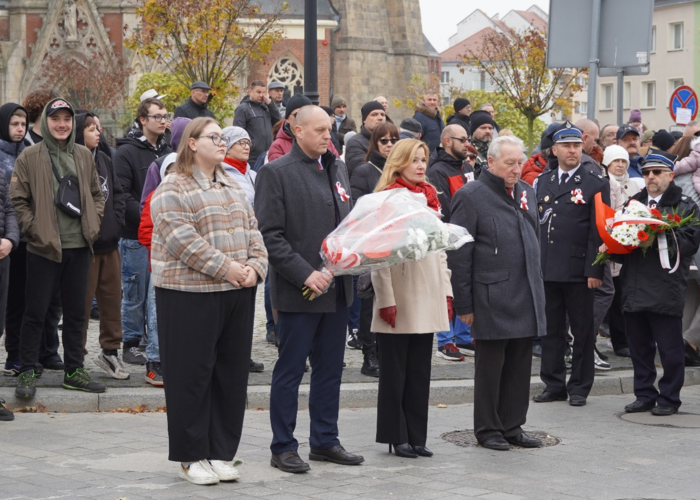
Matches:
[75,112,127,380]
[349,122,400,378]
[113,97,171,365]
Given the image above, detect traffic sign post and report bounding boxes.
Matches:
[669,86,698,125]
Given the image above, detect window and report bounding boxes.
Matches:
[651,25,656,53]
[479,71,486,90]
[580,101,588,115]
[670,22,684,50]
[440,71,450,84]
[601,84,614,110]
[624,82,631,109]
[669,78,683,94]
[576,76,588,90]
[642,81,656,108]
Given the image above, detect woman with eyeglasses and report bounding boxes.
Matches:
[371,139,452,458]
[150,117,268,486]
[349,122,400,377]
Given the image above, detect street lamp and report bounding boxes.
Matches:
[304,0,319,105]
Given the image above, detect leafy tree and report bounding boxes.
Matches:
[125,0,287,120]
[462,27,585,151]
[36,53,133,112]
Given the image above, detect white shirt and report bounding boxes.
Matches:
[558,164,581,183]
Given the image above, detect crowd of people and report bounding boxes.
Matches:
[0,80,699,487]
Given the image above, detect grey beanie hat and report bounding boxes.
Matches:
[331,95,347,110]
[222,126,250,148]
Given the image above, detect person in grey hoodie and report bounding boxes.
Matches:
[233,80,282,167]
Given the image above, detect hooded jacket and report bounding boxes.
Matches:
[522,152,548,186]
[75,113,125,254]
[413,103,445,153]
[173,97,215,120]
[267,121,339,163]
[233,96,282,166]
[113,128,172,240]
[427,147,474,223]
[336,114,357,154]
[0,103,29,182]
[344,126,371,176]
[10,100,104,262]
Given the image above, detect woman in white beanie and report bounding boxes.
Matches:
[221,126,257,207]
[603,145,640,210]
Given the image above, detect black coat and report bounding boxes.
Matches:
[113,137,171,239]
[350,150,385,203]
[233,96,282,166]
[344,126,371,177]
[618,182,700,317]
[427,148,474,223]
[92,150,125,253]
[535,165,610,282]
[337,116,357,153]
[256,142,354,313]
[173,97,215,120]
[447,113,470,135]
[449,169,546,339]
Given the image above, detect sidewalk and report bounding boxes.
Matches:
[1,386,700,499]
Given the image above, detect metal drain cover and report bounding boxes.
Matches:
[618,411,700,428]
[441,430,560,449]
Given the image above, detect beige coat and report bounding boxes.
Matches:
[371,252,452,334]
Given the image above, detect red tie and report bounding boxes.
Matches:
[506,187,513,198]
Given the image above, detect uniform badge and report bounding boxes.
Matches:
[544,195,550,202]
[335,182,350,202]
[539,206,543,213]
[574,175,581,183]
[571,189,585,204]
[520,191,529,211]
[550,174,556,182]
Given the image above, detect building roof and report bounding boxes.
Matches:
[439,27,496,63]
[516,10,547,31]
[424,35,439,57]
[255,0,339,19]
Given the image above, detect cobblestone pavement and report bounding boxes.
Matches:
[1,384,700,499]
[0,287,634,389]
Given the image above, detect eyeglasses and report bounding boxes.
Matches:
[147,114,172,122]
[467,154,477,160]
[195,134,227,146]
[450,137,469,144]
[234,140,252,148]
[642,168,670,176]
[378,138,399,145]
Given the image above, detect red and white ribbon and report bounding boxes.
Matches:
[335,182,349,202]
[571,189,585,204]
[520,191,528,211]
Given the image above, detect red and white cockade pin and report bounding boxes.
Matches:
[335,182,350,202]
[520,191,529,211]
[571,188,585,204]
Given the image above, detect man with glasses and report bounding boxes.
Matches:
[599,124,619,149]
[174,81,215,120]
[427,124,477,361]
[617,150,700,416]
[114,97,171,365]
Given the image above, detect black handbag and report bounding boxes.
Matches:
[356,272,374,299]
[50,156,82,218]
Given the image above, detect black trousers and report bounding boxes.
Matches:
[358,297,376,353]
[376,333,433,446]
[625,311,685,409]
[609,276,629,352]
[19,248,89,373]
[541,282,595,397]
[156,286,255,462]
[6,242,61,364]
[474,337,533,443]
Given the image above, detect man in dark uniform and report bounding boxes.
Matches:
[533,122,610,407]
[618,150,700,415]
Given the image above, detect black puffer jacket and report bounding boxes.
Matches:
[350,150,385,203]
[618,182,700,317]
[427,148,474,223]
[344,126,371,177]
[113,136,171,239]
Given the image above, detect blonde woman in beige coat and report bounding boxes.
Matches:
[371,139,453,459]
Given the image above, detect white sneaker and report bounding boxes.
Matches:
[594,351,611,371]
[179,460,219,485]
[95,351,130,380]
[207,460,240,481]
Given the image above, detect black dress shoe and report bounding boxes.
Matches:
[270,450,310,473]
[685,341,700,366]
[309,444,364,465]
[249,359,264,372]
[533,391,567,403]
[624,399,655,413]
[505,433,542,448]
[389,443,418,458]
[411,445,433,457]
[651,405,678,416]
[481,435,510,451]
[569,395,587,406]
[615,347,632,358]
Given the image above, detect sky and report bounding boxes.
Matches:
[420,0,550,53]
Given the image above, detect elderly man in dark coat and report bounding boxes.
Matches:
[450,135,547,451]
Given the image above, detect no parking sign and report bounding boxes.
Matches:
[669,86,698,125]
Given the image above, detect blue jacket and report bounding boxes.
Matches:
[412,104,444,154]
[627,155,643,178]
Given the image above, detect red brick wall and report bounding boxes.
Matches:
[247,29,332,106]
[26,14,43,57]
[102,14,123,57]
[0,18,9,41]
